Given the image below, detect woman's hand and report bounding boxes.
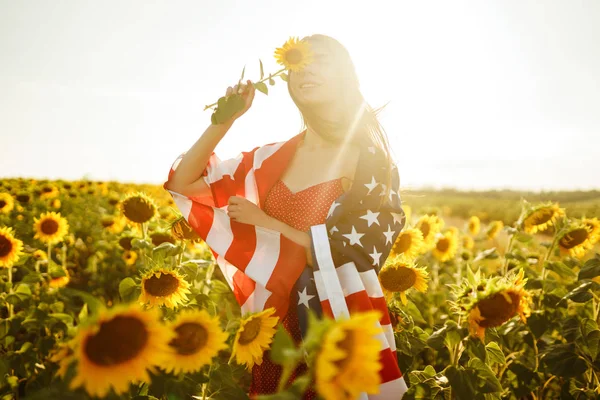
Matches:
[225,80,256,123]
[227,196,271,227]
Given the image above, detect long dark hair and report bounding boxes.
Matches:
[287,34,396,209]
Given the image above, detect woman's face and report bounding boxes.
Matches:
[288,40,340,107]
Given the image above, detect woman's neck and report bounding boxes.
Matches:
[300,126,341,150]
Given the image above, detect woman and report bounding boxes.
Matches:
[164,34,407,399]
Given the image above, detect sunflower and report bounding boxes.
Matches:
[519,201,565,234]
[49,266,70,288]
[51,199,61,209]
[33,249,47,261]
[0,227,24,268]
[69,305,174,398]
[40,184,59,200]
[139,268,191,308]
[0,193,15,214]
[33,212,69,245]
[467,216,480,236]
[119,236,135,251]
[120,192,157,225]
[122,250,138,266]
[162,309,228,374]
[315,311,383,400]
[462,235,474,250]
[274,37,314,72]
[170,217,201,242]
[15,192,31,204]
[432,231,459,262]
[379,254,428,305]
[150,232,176,247]
[486,220,504,240]
[49,341,75,379]
[389,228,424,260]
[582,217,600,245]
[101,215,126,235]
[415,214,444,251]
[452,269,532,340]
[230,308,279,370]
[557,221,598,259]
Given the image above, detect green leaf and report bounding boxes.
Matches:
[445,366,477,400]
[485,342,506,365]
[270,325,300,366]
[279,73,288,82]
[60,288,104,315]
[78,304,89,322]
[468,358,502,392]
[545,261,577,279]
[16,341,33,354]
[560,281,594,304]
[259,60,264,80]
[240,65,246,82]
[541,343,588,378]
[49,313,73,325]
[132,238,153,250]
[466,336,487,363]
[578,257,600,280]
[15,284,32,296]
[514,232,533,242]
[119,277,138,302]
[427,325,448,350]
[269,78,275,86]
[254,81,268,95]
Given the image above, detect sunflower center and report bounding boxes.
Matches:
[238,317,262,345]
[151,233,176,247]
[101,219,115,228]
[0,235,13,258]
[42,187,53,193]
[119,237,133,251]
[526,209,554,226]
[16,194,30,203]
[436,238,450,252]
[393,233,412,254]
[170,322,209,355]
[285,49,303,65]
[334,329,355,372]
[122,197,155,224]
[559,228,589,249]
[144,273,179,297]
[84,316,149,366]
[380,266,416,292]
[419,222,431,238]
[0,200,6,208]
[477,291,521,327]
[41,219,59,235]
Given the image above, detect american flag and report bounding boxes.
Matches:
[164,130,408,398]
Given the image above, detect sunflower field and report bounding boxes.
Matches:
[1,178,600,399]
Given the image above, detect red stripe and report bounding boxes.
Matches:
[224,221,257,271]
[264,292,288,320]
[320,300,334,319]
[379,348,403,382]
[265,236,306,295]
[232,270,256,306]
[370,296,391,326]
[187,203,214,239]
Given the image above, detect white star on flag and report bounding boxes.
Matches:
[329,225,339,235]
[297,287,315,308]
[379,183,387,196]
[391,212,404,225]
[369,245,382,266]
[327,201,341,218]
[364,176,379,195]
[383,224,396,245]
[343,225,365,247]
[360,209,380,227]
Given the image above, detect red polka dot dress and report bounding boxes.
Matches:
[248,176,347,398]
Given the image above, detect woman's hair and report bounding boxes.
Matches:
[287,34,396,209]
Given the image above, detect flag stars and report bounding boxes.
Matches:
[383,224,396,245]
[342,225,365,247]
[327,201,341,218]
[360,209,380,227]
[297,287,315,308]
[392,212,405,225]
[369,246,382,266]
[364,176,379,195]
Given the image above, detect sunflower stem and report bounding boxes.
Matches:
[502,232,515,276]
[47,242,52,264]
[7,266,14,319]
[203,67,287,110]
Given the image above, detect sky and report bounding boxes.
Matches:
[1,0,599,191]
